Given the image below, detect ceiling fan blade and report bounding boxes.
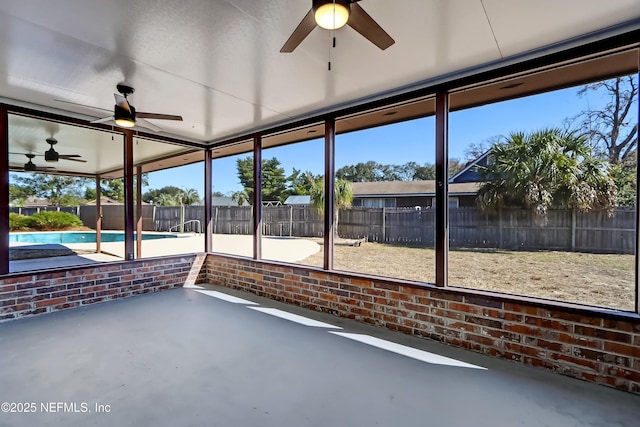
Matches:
[53,99,112,113]
[135,118,162,132]
[114,93,131,112]
[59,157,87,163]
[280,9,316,53]
[347,3,395,50]
[90,116,114,124]
[136,112,183,121]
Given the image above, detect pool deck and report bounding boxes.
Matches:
[9,234,321,272]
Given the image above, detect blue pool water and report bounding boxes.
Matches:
[9,232,178,244]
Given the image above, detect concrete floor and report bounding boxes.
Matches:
[0,284,638,427]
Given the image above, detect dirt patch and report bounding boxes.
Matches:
[299,242,635,311]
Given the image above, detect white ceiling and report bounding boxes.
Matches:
[1,0,639,173]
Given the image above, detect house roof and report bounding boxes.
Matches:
[21,197,50,207]
[83,196,149,205]
[352,181,481,197]
[284,195,311,205]
[212,197,239,206]
[449,149,493,183]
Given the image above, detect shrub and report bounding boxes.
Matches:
[9,213,30,231]
[25,211,83,230]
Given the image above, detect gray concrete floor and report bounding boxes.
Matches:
[0,284,638,427]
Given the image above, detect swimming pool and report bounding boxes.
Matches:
[9,232,179,244]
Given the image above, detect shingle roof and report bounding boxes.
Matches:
[351,181,480,197]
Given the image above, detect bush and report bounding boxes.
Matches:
[25,211,83,230]
[9,213,30,231]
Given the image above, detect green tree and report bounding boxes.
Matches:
[336,161,383,182]
[309,178,353,237]
[155,193,179,206]
[236,156,288,203]
[9,181,34,206]
[230,189,250,206]
[477,128,616,224]
[143,186,183,204]
[13,174,88,206]
[287,168,319,195]
[175,188,201,205]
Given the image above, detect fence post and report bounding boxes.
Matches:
[382,207,386,242]
[498,208,503,248]
[289,205,293,236]
[179,205,185,233]
[571,209,576,252]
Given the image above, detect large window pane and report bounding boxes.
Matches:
[333,106,437,282]
[260,135,324,266]
[137,139,205,258]
[448,50,638,310]
[212,148,254,257]
[8,116,123,272]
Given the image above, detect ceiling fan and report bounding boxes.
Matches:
[89,83,183,132]
[22,154,56,172]
[44,137,87,163]
[280,0,395,53]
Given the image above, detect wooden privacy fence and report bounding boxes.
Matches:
[338,207,636,254]
[23,204,637,254]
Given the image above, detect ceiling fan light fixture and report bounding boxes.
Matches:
[114,104,136,128]
[44,148,58,162]
[314,0,350,30]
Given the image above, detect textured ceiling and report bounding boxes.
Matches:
[1,0,639,173]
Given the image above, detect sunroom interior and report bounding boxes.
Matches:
[1,1,640,423]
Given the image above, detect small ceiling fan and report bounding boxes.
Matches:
[281,0,394,53]
[23,154,56,172]
[44,137,87,163]
[89,83,183,132]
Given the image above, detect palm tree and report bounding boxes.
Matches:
[231,189,250,206]
[176,188,201,205]
[309,177,353,237]
[477,128,616,224]
[155,193,179,206]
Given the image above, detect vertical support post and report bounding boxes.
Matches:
[136,165,143,259]
[96,175,102,254]
[324,118,336,270]
[435,92,449,287]
[253,135,262,259]
[635,70,640,314]
[204,149,213,252]
[0,106,9,275]
[123,131,134,260]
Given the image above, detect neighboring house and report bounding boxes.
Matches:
[212,197,239,206]
[284,195,311,206]
[84,196,149,205]
[351,181,481,209]
[21,196,49,207]
[449,149,493,184]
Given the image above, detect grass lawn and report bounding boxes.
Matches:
[300,242,635,311]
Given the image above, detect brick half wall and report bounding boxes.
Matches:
[0,254,207,321]
[205,254,640,394]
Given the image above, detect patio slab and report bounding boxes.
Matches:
[0,284,638,427]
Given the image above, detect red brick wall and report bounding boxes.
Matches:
[204,254,640,394]
[0,254,207,322]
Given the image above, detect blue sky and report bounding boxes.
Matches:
[145,84,620,197]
